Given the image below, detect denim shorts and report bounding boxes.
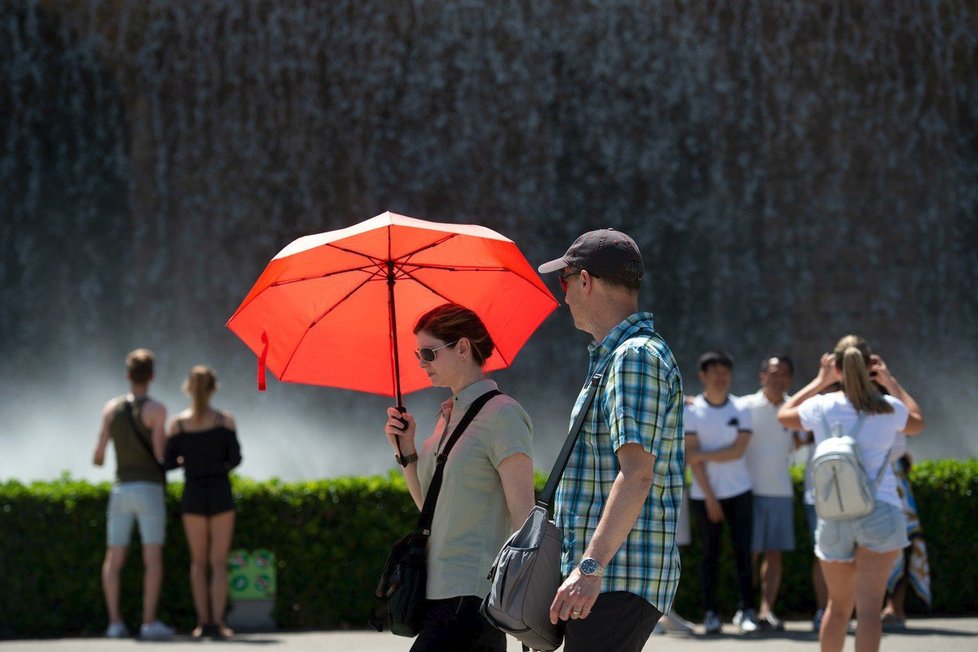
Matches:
[107,482,166,546]
[815,500,908,562]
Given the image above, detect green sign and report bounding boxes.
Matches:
[228,548,277,600]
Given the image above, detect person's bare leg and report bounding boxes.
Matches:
[818,558,857,652]
[208,511,236,631]
[813,556,828,610]
[141,544,164,625]
[882,581,907,620]
[853,547,900,652]
[759,550,783,618]
[183,515,211,626]
[102,546,128,624]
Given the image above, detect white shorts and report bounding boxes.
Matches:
[106,482,166,546]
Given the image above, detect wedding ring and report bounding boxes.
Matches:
[571,609,581,616]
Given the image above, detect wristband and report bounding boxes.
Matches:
[395,452,418,467]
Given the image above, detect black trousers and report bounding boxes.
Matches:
[563,591,662,652]
[692,490,754,613]
[409,595,505,652]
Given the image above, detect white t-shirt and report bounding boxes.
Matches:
[684,395,753,500]
[797,392,909,510]
[740,390,796,497]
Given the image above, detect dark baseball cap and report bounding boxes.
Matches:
[538,228,644,283]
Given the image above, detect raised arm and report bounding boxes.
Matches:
[779,353,838,430]
[870,355,925,435]
[385,407,424,510]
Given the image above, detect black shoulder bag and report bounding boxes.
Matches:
[376,389,501,638]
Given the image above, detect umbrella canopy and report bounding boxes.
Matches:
[227,212,558,403]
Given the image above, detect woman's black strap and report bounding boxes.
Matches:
[416,389,501,535]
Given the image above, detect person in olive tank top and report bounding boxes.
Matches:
[92,349,174,641]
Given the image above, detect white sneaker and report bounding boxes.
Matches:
[733,608,760,633]
[139,621,174,640]
[665,612,696,636]
[703,610,722,634]
[105,622,129,638]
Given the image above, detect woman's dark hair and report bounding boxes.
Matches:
[414,303,495,367]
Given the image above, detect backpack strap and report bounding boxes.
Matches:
[819,410,866,439]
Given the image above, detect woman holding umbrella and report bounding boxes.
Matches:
[384,303,536,652]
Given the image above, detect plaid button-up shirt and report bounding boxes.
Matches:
[553,312,685,612]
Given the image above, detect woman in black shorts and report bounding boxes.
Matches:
[165,365,242,639]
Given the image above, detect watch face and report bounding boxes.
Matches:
[580,558,598,575]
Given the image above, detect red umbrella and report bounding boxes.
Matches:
[226,211,558,407]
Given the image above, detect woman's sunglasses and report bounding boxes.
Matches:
[415,340,459,362]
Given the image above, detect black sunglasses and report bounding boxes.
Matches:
[415,340,459,362]
[558,270,582,292]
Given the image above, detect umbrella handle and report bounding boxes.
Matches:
[393,405,408,431]
[392,406,408,457]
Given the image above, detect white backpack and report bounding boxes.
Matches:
[811,412,891,521]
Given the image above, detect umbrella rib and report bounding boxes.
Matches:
[277,275,376,379]
[270,264,385,287]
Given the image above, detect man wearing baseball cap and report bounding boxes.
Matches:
[539,229,685,652]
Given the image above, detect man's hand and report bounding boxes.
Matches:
[549,568,601,624]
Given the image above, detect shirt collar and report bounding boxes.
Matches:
[449,378,498,414]
[587,312,656,367]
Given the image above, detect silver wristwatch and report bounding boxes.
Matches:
[578,557,606,578]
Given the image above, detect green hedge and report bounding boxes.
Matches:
[1,460,975,639]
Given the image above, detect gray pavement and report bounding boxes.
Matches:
[2,618,977,652]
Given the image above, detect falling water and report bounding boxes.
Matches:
[2,0,977,482]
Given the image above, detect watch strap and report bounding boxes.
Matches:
[395,452,418,467]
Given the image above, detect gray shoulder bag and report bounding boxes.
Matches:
[481,373,603,652]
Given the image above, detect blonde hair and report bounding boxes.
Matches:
[183,365,218,416]
[833,335,893,415]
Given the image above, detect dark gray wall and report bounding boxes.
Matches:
[2,0,976,477]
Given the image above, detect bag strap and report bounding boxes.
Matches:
[819,410,866,440]
[537,373,603,508]
[415,389,501,535]
[124,398,165,472]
